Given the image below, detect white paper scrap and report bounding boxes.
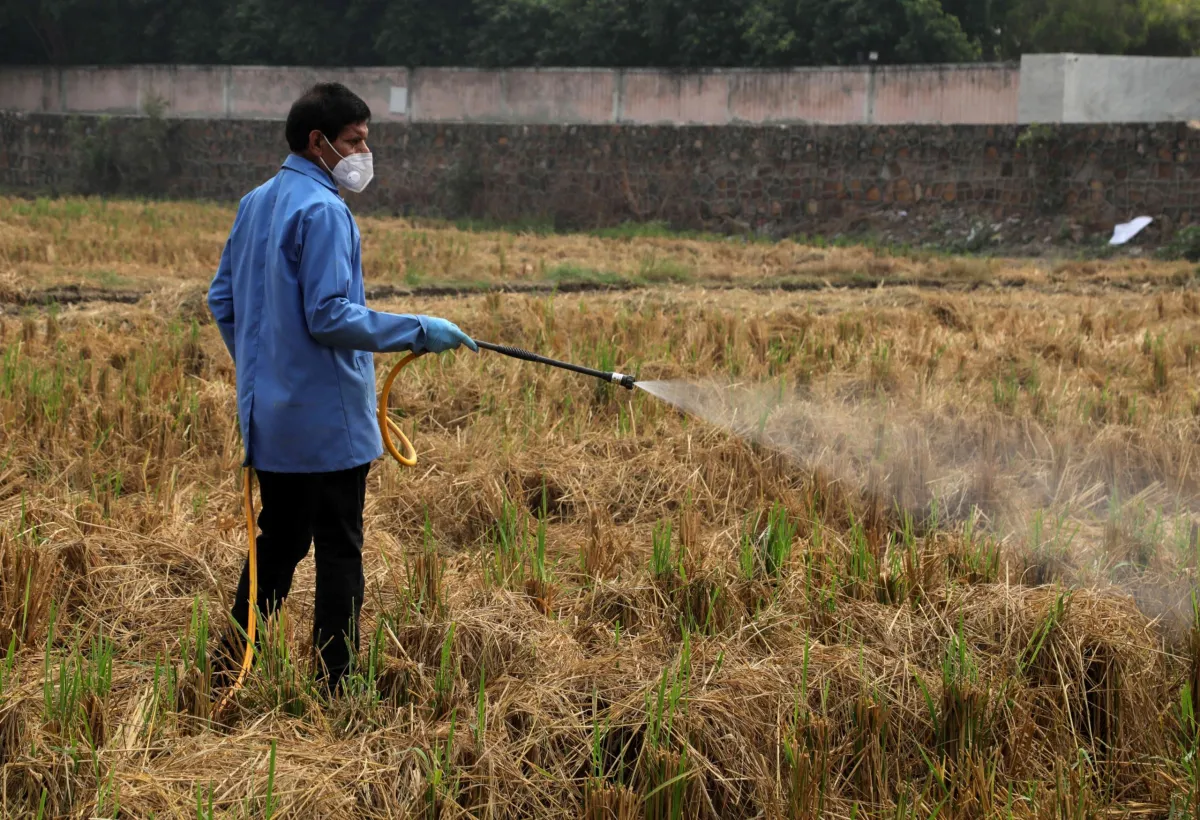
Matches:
[1109,216,1153,246]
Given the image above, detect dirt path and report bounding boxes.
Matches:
[2,271,1192,313]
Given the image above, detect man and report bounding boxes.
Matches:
[206,82,476,691]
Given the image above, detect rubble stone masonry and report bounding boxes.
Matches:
[3,113,1199,242]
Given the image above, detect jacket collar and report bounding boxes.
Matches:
[282,154,340,193]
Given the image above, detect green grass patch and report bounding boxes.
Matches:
[638,255,693,283]
[80,269,133,289]
[1156,225,1200,261]
[592,220,772,244]
[450,216,557,236]
[592,221,689,240]
[545,264,627,287]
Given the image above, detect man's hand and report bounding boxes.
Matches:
[421,317,479,353]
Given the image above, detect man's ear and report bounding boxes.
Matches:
[308,129,324,156]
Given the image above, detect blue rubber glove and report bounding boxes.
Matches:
[421,316,479,354]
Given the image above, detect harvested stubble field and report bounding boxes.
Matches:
[1,196,1200,818]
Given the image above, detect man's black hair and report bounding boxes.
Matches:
[285,83,371,153]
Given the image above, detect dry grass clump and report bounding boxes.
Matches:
[1,201,1199,814]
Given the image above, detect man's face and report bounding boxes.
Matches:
[310,122,369,169]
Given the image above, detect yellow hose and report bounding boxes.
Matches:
[377,353,420,467]
[217,353,420,713]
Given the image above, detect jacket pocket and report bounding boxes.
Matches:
[353,353,376,420]
[354,351,375,385]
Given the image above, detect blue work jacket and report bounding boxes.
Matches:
[207,154,431,473]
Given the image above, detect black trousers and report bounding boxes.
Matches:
[225,463,370,689]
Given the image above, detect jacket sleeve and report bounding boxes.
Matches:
[297,203,430,353]
[207,234,237,360]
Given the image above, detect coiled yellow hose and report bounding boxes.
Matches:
[217,353,419,713]
[376,353,420,468]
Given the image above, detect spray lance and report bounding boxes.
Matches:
[476,341,638,389]
[378,340,636,464]
[218,341,636,711]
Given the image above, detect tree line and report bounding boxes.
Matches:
[4,0,1200,68]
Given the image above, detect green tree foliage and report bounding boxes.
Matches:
[3,0,167,63]
[1003,0,1149,54]
[1,0,1196,68]
[941,0,1011,59]
[557,0,655,66]
[1003,0,1200,55]
[374,0,479,66]
[797,0,979,64]
[468,0,566,66]
[897,0,982,62]
[1138,1,1200,56]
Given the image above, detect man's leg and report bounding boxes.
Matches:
[309,463,369,691]
[217,470,314,679]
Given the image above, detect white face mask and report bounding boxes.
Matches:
[320,134,374,193]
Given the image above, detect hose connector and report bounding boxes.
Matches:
[611,373,636,390]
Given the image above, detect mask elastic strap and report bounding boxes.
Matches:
[322,133,346,161]
[317,134,343,179]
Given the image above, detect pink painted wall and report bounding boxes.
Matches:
[62,68,140,114]
[727,70,869,124]
[871,65,1019,125]
[621,72,733,125]
[412,69,615,123]
[501,70,615,124]
[0,68,53,112]
[0,64,1022,126]
[230,67,408,121]
[142,66,226,116]
[410,69,503,122]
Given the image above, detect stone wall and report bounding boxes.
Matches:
[3,112,1198,243]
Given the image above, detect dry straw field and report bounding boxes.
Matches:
[2,196,1200,818]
